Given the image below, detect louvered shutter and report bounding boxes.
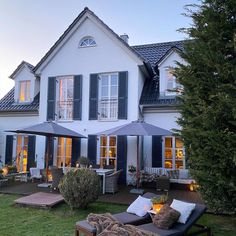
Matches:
[73,75,82,120]
[117,136,127,184]
[152,136,162,167]
[87,135,97,165]
[47,77,56,121]
[27,136,36,170]
[5,135,13,165]
[118,71,128,119]
[89,74,98,120]
[71,138,81,167]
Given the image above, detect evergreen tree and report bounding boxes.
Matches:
[175,0,236,213]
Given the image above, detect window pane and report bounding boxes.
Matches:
[19,82,25,102]
[111,74,118,85]
[110,86,118,97]
[165,161,172,168]
[165,138,172,148]
[101,86,108,97]
[175,138,183,148]
[109,137,116,146]
[101,75,108,86]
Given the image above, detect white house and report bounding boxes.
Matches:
[0,8,186,184]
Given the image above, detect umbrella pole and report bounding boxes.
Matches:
[136,135,140,189]
[46,136,50,183]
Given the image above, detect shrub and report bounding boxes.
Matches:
[78,156,90,168]
[59,168,100,209]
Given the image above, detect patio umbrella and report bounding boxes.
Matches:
[6,121,86,182]
[95,120,172,192]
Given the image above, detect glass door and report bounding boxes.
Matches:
[56,137,72,170]
[16,135,28,172]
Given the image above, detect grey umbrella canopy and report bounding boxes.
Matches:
[6,121,86,182]
[95,120,172,190]
[7,121,86,138]
[96,120,172,136]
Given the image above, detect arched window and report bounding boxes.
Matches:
[79,36,96,47]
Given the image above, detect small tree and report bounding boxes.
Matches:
[59,168,100,209]
[175,0,236,213]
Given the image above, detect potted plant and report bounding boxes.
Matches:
[128,165,136,173]
[78,156,90,168]
[151,194,168,212]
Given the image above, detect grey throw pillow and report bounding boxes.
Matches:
[152,204,180,229]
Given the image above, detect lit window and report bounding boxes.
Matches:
[19,81,30,102]
[57,76,74,120]
[98,73,118,120]
[79,36,96,47]
[15,135,28,172]
[100,136,117,168]
[164,137,185,169]
[57,137,72,169]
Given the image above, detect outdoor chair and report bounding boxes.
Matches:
[138,203,211,236]
[51,166,64,190]
[92,164,100,169]
[156,175,170,191]
[30,168,42,182]
[75,192,159,236]
[105,169,122,194]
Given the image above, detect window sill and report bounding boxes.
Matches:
[98,118,119,122]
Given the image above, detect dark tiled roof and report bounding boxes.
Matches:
[0,88,39,112]
[140,76,180,106]
[132,40,185,68]
[9,61,34,79]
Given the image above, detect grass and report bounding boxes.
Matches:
[0,194,235,236]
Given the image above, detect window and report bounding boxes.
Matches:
[56,137,72,169]
[19,81,30,102]
[56,76,74,120]
[15,135,28,172]
[164,137,185,169]
[165,68,181,95]
[79,36,96,47]
[98,73,118,120]
[100,136,117,168]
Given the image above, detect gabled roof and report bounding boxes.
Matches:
[9,61,34,79]
[0,88,39,113]
[34,7,147,74]
[132,40,185,69]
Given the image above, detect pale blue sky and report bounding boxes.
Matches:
[0,0,199,99]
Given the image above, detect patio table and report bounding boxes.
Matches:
[93,168,114,194]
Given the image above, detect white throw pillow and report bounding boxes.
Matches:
[170,199,196,224]
[127,195,152,217]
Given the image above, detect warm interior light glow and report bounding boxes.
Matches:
[2,166,8,176]
[153,203,164,213]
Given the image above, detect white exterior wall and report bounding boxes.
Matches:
[143,111,181,168]
[0,114,39,164]
[36,17,143,176]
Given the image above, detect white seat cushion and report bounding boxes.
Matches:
[127,195,152,217]
[170,199,196,224]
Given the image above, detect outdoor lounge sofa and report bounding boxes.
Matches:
[138,203,211,236]
[75,192,158,236]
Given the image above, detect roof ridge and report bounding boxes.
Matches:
[132,39,187,48]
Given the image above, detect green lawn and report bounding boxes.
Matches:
[0,194,235,236]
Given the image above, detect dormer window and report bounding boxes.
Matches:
[165,68,181,96]
[19,80,30,102]
[79,36,96,47]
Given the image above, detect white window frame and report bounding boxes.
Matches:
[98,73,118,121]
[99,136,117,168]
[56,76,74,121]
[162,136,185,170]
[79,36,96,47]
[165,68,182,96]
[19,80,31,103]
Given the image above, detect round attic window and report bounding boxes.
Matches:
[79,36,96,47]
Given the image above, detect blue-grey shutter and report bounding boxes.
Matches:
[5,135,13,165]
[47,77,56,121]
[71,138,81,167]
[73,75,82,120]
[87,135,97,165]
[89,74,98,120]
[27,136,36,170]
[118,71,128,119]
[152,136,162,167]
[117,136,127,184]
[45,137,54,167]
